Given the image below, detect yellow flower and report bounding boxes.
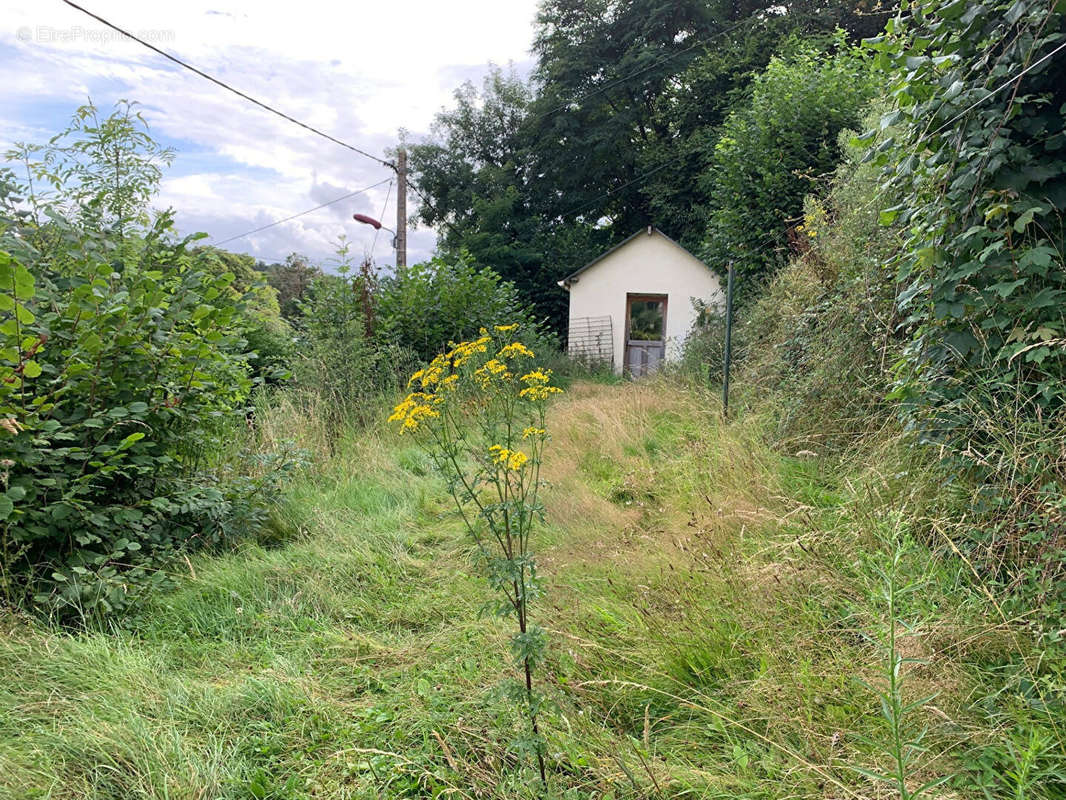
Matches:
[388,392,440,433]
[494,323,519,332]
[498,342,535,360]
[520,369,551,385]
[488,445,528,471]
[451,336,492,366]
[522,426,546,439]
[518,367,562,401]
[519,385,563,401]
[473,358,512,389]
[387,397,416,422]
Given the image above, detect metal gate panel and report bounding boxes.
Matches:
[567,315,614,368]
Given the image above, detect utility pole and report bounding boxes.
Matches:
[395,148,407,269]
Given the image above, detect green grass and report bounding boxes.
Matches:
[1,379,1062,799]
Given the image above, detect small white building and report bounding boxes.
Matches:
[558,227,724,375]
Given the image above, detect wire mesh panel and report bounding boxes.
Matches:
[567,315,614,368]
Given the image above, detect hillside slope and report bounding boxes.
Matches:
[0,380,1056,799]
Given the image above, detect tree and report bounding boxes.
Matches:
[699,38,877,291]
[410,68,608,330]
[7,100,174,239]
[258,253,322,321]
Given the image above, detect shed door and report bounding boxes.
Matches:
[624,294,667,377]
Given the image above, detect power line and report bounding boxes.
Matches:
[399,18,756,242]
[404,17,756,238]
[405,176,467,240]
[212,177,392,247]
[370,179,393,260]
[558,162,673,221]
[59,0,395,170]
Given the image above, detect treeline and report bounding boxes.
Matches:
[0,102,543,618]
[410,0,892,328]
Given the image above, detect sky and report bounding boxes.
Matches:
[1,0,541,268]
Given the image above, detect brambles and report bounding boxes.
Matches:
[388,325,562,788]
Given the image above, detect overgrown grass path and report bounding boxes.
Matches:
[0,381,1045,798]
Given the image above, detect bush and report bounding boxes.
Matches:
[867,0,1066,432]
[376,253,551,361]
[191,246,293,384]
[699,35,877,295]
[863,0,1066,624]
[0,102,293,617]
[685,120,904,446]
[289,240,416,442]
[709,97,1066,633]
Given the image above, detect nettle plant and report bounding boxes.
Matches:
[388,325,562,787]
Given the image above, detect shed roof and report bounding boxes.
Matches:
[558,226,709,288]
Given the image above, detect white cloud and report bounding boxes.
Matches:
[1,0,541,267]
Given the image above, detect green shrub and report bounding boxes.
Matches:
[867,0,1066,430]
[864,0,1066,622]
[699,35,877,294]
[376,253,550,361]
[189,247,293,384]
[0,102,293,617]
[290,240,416,441]
[688,120,904,446]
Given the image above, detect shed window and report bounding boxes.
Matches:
[627,295,666,341]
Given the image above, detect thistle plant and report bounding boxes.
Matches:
[856,537,950,800]
[388,324,562,787]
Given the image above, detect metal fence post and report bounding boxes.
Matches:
[722,262,735,418]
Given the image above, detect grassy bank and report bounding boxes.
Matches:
[1,379,1060,799]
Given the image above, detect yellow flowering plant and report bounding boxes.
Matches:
[388,324,561,787]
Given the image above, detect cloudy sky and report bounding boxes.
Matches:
[2,0,541,267]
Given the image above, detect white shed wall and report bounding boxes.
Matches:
[566,230,723,373]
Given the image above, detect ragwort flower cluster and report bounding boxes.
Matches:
[385,324,561,785]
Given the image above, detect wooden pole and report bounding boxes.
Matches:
[395,148,407,269]
[722,261,734,418]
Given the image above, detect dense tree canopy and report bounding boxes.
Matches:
[410,0,893,332]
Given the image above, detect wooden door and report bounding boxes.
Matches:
[624,294,667,377]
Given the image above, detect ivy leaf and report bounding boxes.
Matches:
[22,360,42,378]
